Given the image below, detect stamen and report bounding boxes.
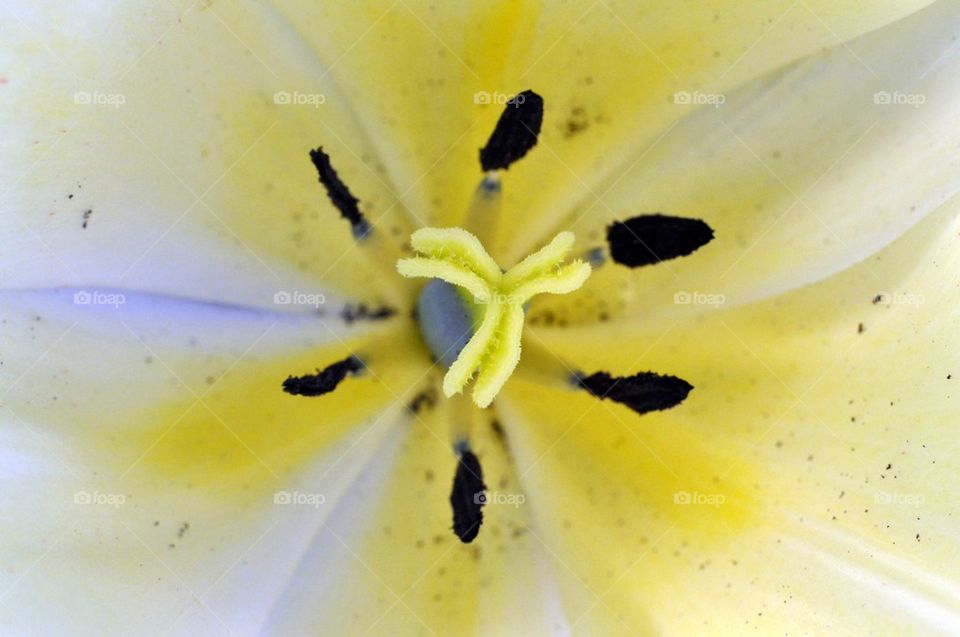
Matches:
[479,90,544,172]
[309,147,371,239]
[584,247,606,267]
[308,148,412,302]
[398,227,590,407]
[575,370,692,415]
[480,173,501,194]
[282,355,363,397]
[463,173,503,249]
[467,90,542,249]
[607,214,714,268]
[450,449,485,543]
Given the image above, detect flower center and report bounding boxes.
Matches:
[285,87,710,544]
[398,227,591,407]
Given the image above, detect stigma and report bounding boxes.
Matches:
[398,227,591,407]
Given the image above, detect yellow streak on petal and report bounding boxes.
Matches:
[109,331,425,500]
[502,376,759,542]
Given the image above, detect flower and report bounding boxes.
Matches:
[3,1,960,635]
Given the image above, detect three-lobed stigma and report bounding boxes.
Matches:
[398,227,591,407]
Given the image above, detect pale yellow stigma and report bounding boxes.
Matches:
[398,227,591,407]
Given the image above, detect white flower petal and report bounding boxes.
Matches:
[532,0,960,326]
[1,2,412,308]
[263,1,934,255]
[0,289,424,634]
[253,401,562,636]
[506,181,960,634]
